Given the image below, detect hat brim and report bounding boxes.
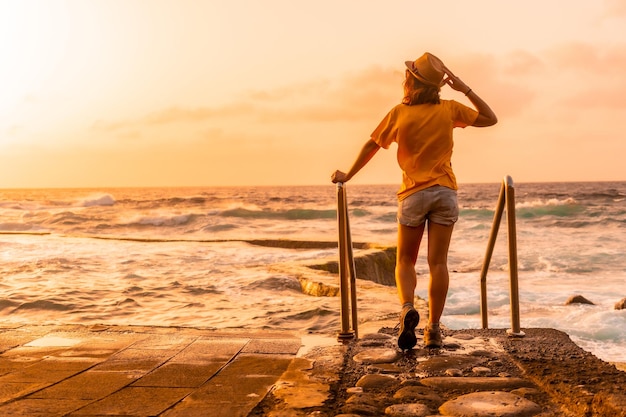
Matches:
[405,54,445,87]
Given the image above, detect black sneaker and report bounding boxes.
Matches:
[397,306,420,351]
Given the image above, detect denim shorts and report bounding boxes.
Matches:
[397,185,459,227]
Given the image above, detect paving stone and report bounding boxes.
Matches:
[0,358,97,383]
[242,338,302,354]
[0,330,50,353]
[40,331,143,351]
[416,355,481,374]
[0,358,31,378]
[393,386,443,404]
[362,333,394,340]
[28,370,139,400]
[439,391,542,417]
[163,353,293,417]
[360,339,391,348]
[420,376,534,391]
[385,403,431,416]
[353,348,401,364]
[168,338,248,364]
[393,385,442,403]
[340,402,382,416]
[367,363,404,374]
[445,368,463,377]
[452,333,476,341]
[24,335,82,348]
[469,349,496,358]
[360,332,394,347]
[0,382,49,403]
[1,346,78,362]
[0,398,91,416]
[400,378,427,386]
[90,347,177,372]
[355,373,398,390]
[69,386,192,416]
[346,392,380,408]
[127,334,197,350]
[53,347,121,360]
[472,366,492,376]
[131,362,224,387]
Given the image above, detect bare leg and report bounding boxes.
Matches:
[426,221,454,324]
[396,223,425,305]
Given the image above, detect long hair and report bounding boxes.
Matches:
[402,70,441,105]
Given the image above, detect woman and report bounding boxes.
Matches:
[331,52,497,350]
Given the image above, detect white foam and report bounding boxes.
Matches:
[81,194,116,207]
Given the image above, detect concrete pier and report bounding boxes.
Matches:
[1,322,625,416]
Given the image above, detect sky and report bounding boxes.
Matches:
[1,0,625,188]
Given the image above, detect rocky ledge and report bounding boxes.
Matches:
[252,327,626,417]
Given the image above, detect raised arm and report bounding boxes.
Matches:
[442,64,497,127]
[331,139,381,183]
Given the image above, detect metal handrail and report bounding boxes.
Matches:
[336,182,358,340]
[479,176,525,337]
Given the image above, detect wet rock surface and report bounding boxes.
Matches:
[253,328,626,416]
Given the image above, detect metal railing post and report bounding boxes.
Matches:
[479,182,506,329]
[345,200,359,339]
[505,176,524,336]
[479,176,525,338]
[336,183,356,340]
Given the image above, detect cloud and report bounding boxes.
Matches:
[91,66,402,133]
[502,50,545,76]
[547,42,626,75]
[246,79,332,101]
[602,0,626,18]
[561,85,626,109]
[92,41,626,142]
[536,42,626,110]
[92,104,255,131]
[451,52,537,119]
[5,125,23,137]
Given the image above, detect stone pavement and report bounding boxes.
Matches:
[258,320,626,417]
[0,323,301,416]
[1,323,626,416]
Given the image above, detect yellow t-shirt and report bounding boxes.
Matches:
[371,100,478,200]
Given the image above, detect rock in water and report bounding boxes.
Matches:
[615,297,626,310]
[565,295,595,305]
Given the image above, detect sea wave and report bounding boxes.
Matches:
[517,202,585,219]
[44,211,96,226]
[124,213,197,227]
[0,222,34,232]
[219,207,337,220]
[81,194,116,207]
[459,208,494,220]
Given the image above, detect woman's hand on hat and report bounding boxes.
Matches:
[442,65,471,95]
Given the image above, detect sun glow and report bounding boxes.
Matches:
[0,1,625,187]
[0,3,71,116]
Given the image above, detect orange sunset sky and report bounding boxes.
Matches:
[1,0,625,188]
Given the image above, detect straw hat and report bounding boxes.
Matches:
[405,53,445,86]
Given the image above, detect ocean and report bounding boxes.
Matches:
[0,182,624,364]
